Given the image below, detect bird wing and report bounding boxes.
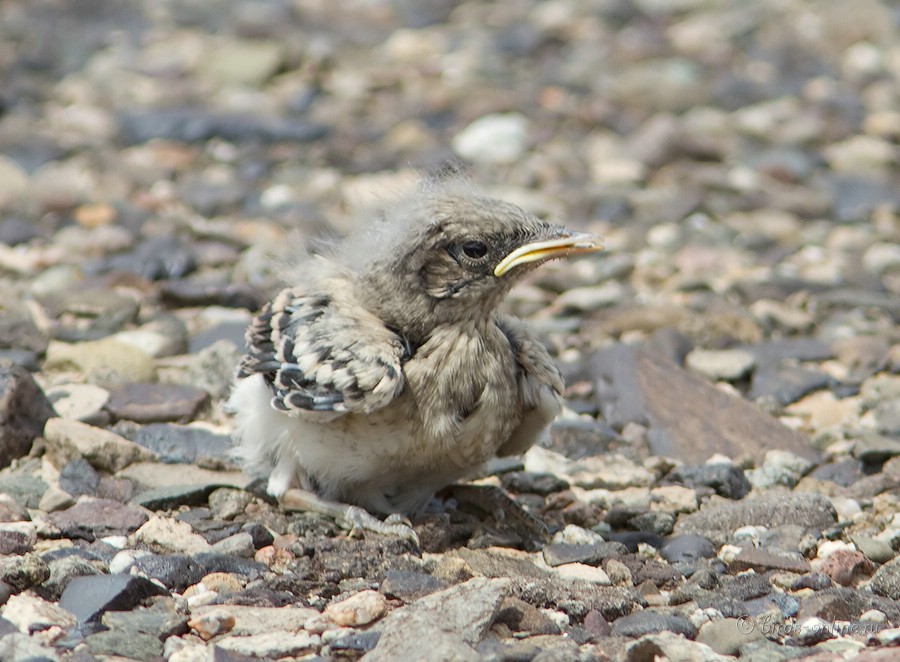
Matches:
[494,315,564,456]
[237,285,407,417]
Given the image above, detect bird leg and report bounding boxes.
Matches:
[278,488,419,545]
[440,483,550,542]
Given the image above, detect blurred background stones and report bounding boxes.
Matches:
[1,0,899,660]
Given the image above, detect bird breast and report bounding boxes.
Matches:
[401,320,521,469]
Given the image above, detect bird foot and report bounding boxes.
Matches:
[345,507,418,544]
[442,483,550,542]
[278,488,419,545]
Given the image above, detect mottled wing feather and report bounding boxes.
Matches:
[238,286,406,417]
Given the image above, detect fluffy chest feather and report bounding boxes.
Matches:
[402,321,521,467]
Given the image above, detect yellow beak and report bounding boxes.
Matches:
[493,232,604,277]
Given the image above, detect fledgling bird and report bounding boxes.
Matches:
[229,180,602,536]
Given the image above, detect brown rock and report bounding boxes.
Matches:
[0,361,56,468]
[591,345,820,463]
[819,550,876,586]
[106,382,210,423]
[48,498,149,542]
[729,547,811,574]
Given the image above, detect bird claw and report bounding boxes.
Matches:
[278,488,419,546]
[344,506,419,545]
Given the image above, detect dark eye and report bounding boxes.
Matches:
[461,240,488,259]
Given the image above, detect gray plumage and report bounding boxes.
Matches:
[229,183,601,516]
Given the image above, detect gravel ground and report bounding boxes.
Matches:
[1,0,899,660]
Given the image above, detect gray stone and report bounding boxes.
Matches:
[101,597,188,638]
[208,488,252,520]
[0,472,48,509]
[0,632,58,662]
[59,457,101,497]
[366,577,509,661]
[674,493,837,546]
[119,461,251,490]
[853,432,900,464]
[625,632,730,661]
[128,423,234,465]
[0,494,29,522]
[44,337,156,386]
[43,417,157,473]
[850,535,895,564]
[0,361,55,469]
[85,629,163,660]
[380,570,445,602]
[210,532,255,558]
[870,555,900,601]
[668,463,751,500]
[191,604,317,637]
[36,289,139,341]
[542,541,629,567]
[749,364,831,407]
[659,534,717,565]
[156,338,241,400]
[453,113,528,164]
[729,547,810,574]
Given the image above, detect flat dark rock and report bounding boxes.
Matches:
[542,541,629,567]
[129,423,233,464]
[132,554,207,592]
[49,499,148,542]
[59,574,168,623]
[119,108,329,144]
[106,383,209,423]
[161,279,262,313]
[591,345,820,464]
[0,361,56,469]
[729,547,810,574]
[611,611,697,638]
[749,364,831,406]
[381,570,445,602]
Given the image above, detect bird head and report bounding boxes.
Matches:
[352,191,602,343]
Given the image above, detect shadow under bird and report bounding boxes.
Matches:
[229,181,603,540]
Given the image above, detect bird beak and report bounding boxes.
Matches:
[493,231,604,277]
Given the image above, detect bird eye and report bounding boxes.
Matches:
[461,240,488,259]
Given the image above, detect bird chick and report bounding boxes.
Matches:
[229,182,602,533]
